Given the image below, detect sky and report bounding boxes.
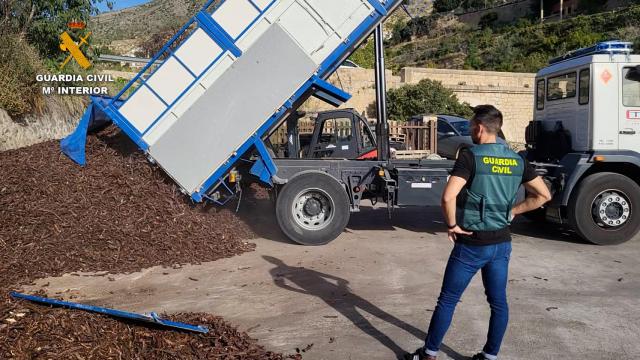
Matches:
[96,0,152,12]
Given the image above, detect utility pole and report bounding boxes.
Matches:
[560,0,564,20]
[374,25,389,162]
[540,0,544,23]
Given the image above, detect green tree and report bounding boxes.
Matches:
[387,79,473,121]
[0,0,112,59]
[0,35,45,116]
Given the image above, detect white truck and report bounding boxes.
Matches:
[526,41,640,245]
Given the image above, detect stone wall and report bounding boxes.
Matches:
[0,96,85,151]
[302,67,535,144]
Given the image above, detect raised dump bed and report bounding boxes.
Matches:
[62,0,402,202]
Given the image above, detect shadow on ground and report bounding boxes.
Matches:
[235,186,584,247]
[235,187,445,244]
[510,218,588,244]
[263,256,467,360]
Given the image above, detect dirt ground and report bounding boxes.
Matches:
[0,132,296,359]
[22,199,640,360]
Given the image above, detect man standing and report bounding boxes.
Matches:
[407,105,552,360]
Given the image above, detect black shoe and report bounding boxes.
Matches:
[404,348,436,360]
[470,353,487,360]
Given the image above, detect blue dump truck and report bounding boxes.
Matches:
[62,1,640,246]
[61,0,461,245]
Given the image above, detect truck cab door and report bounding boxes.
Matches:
[619,65,640,152]
[356,114,377,158]
[310,111,358,158]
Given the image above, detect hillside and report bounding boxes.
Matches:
[90,0,405,60]
[90,0,640,74]
[90,0,430,48]
[387,5,640,72]
[90,0,211,44]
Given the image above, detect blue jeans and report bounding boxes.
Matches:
[424,242,512,358]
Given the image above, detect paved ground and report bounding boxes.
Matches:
[26,201,640,360]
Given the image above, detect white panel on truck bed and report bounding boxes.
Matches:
[212,0,260,39]
[236,17,271,51]
[174,29,223,76]
[337,2,373,38]
[264,0,295,23]
[199,54,235,89]
[270,0,372,64]
[118,86,166,132]
[309,3,372,63]
[253,0,273,10]
[143,53,236,146]
[145,57,195,105]
[144,112,178,145]
[304,0,365,31]
[148,24,317,193]
[277,2,329,58]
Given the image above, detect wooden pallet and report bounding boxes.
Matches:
[393,150,434,160]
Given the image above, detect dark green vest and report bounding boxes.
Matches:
[461,144,525,231]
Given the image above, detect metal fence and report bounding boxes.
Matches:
[269,115,438,153]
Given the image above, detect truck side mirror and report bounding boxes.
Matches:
[626,66,640,82]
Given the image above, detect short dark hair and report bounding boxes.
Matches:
[471,105,503,134]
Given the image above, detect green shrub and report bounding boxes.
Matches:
[434,0,463,13]
[0,36,45,117]
[349,38,376,69]
[387,79,473,121]
[389,4,640,73]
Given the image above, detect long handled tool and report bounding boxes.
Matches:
[10,292,209,334]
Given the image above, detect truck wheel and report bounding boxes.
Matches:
[568,172,640,245]
[276,172,350,245]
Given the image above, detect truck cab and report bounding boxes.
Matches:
[301,109,377,159]
[277,109,406,160]
[526,41,640,244]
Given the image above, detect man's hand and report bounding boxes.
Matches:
[447,225,473,243]
[442,176,468,243]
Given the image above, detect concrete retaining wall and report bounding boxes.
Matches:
[0,97,85,152]
[302,67,535,143]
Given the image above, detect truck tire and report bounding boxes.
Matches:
[568,172,640,245]
[276,172,350,245]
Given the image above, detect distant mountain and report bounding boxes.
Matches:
[90,0,209,44]
[91,0,432,45]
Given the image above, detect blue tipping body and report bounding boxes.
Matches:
[61,0,400,202]
[311,75,353,107]
[250,135,280,185]
[192,0,399,202]
[10,292,209,333]
[365,0,388,15]
[195,11,243,58]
